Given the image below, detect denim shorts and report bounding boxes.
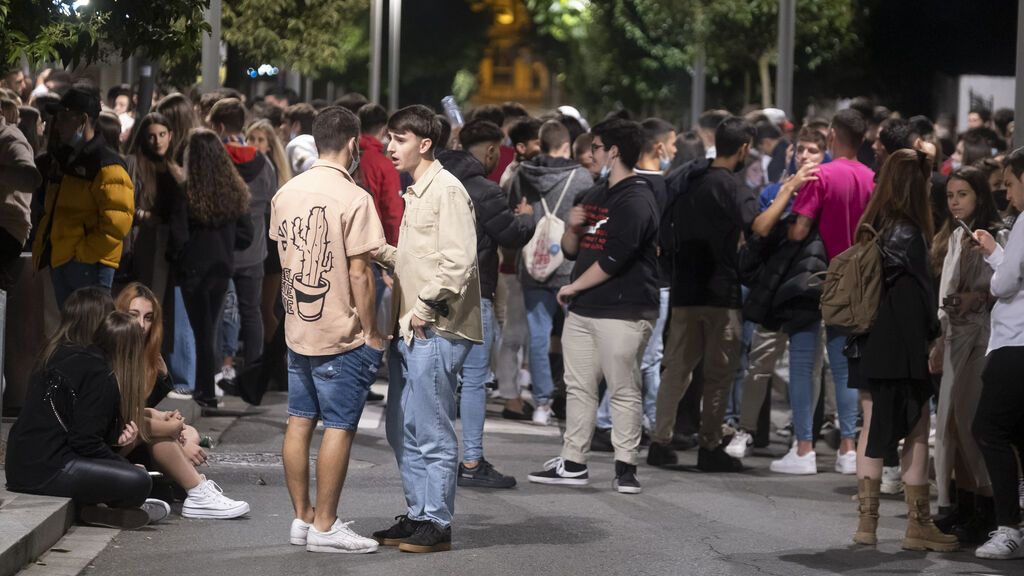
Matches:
[287,344,385,430]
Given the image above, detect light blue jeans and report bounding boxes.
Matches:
[386,330,472,528]
[218,279,240,360]
[788,322,857,442]
[168,287,196,391]
[523,287,560,406]
[597,287,670,429]
[459,298,495,463]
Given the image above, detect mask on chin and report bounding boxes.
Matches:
[348,140,361,174]
[659,154,671,172]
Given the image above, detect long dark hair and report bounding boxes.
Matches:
[184,129,250,227]
[94,312,148,442]
[930,166,1004,273]
[127,112,173,209]
[858,148,935,242]
[37,287,114,371]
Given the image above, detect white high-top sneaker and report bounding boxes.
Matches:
[182,476,250,519]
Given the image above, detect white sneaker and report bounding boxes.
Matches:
[291,518,312,545]
[880,465,904,495]
[725,430,752,459]
[306,519,379,554]
[975,526,1024,560]
[532,403,553,426]
[182,478,251,519]
[834,450,857,475]
[769,447,817,475]
[516,368,532,389]
[141,498,170,524]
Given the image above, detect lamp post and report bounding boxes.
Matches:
[370,0,383,105]
[775,0,795,117]
[388,0,402,111]
[201,0,222,92]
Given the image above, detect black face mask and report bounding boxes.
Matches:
[142,145,164,162]
[994,189,1010,212]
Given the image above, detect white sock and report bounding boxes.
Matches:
[187,480,207,497]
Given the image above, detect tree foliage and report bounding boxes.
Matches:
[222,0,370,78]
[524,0,861,119]
[0,0,209,69]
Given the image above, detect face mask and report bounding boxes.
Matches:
[599,154,615,180]
[347,140,361,174]
[68,124,85,148]
[659,154,671,172]
[951,160,962,171]
[994,188,1010,212]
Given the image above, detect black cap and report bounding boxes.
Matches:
[45,85,101,120]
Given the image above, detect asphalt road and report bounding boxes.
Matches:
[84,390,1019,576]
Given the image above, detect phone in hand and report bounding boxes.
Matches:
[955,219,977,243]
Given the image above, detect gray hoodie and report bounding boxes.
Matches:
[509,155,594,289]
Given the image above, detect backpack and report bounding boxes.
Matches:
[522,170,576,282]
[660,159,703,267]
[818,223,883,334]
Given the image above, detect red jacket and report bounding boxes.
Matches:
[358,134,404,245]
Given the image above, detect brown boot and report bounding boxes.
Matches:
[902,484,959,552]
[854,477,881,545]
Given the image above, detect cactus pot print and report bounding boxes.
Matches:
[294,274,331,321]
[280,206,335,322]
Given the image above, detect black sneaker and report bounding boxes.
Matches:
[366,390,385,402]
[79,505,150,530]
[527,457,589,486]
[591,427,613,452]
[458,459,517,489]
[398,522,452,553]
[373,514,422,546]
[671,432,699,451]
[613,461,642,494]
[697,445,744,472]
[646,441,678,467]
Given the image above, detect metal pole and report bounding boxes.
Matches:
[388,0,402,111]
[369,0,383,105]
[201,0,222,92]
[1015,0,1024,148]
[691,47,706,129]
[304,76,314,102]
[775,0,796,117]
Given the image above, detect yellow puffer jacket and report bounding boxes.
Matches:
[32,134,134,270]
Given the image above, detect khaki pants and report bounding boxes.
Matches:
[560,313,652,465]
[654,306,743,450]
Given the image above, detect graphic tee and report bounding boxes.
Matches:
[269,159,386,356]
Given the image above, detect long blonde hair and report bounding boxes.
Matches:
[37,287,114,372]
[184,129,251,227]
[94,312,149,442]
[114,282,164,397]
[246,119,292,188]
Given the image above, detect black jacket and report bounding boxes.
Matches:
[5,345,124,491]
[437,150,535,300]
[168,183,254,286]
[670,163,757,308]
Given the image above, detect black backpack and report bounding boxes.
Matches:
[660,158,708,276]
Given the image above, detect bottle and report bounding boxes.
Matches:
[442,95,464,128]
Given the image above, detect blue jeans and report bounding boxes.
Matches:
[726,320,756,424]
[287,345,383,430]
[788,323,857,442]
[386,331,472,528]
[459,298,495,463]
[597,287,669,429]
[523,287,560,406]
[168,287,196,390]
[51,260,114,309]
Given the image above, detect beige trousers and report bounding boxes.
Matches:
[653,306,743,450]
[560,313,652,465]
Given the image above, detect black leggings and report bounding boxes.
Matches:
[40,457,152,508]
[973,345,1024,527]
[182,275,230,403]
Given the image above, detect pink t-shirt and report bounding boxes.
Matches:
[792,157,875,260]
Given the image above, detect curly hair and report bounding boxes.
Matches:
[184,129,250,227]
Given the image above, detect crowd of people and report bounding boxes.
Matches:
[2,63,1024,560]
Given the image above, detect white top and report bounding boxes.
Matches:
[285,134,318,175]
[984,221,1024,354]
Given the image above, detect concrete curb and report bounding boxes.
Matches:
[0,484,73,576]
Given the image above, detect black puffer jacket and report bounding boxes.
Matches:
[437,150,535,299]
[740,216,827,332]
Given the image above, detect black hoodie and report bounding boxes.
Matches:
[568,175,660,320]
[437,149,535,300]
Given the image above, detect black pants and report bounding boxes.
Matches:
[182,274,230,403]
[40,457,151,507]
[0,227,24,291]
[973,345,1024,527]
[233,263,264,366]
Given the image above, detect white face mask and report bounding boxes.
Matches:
[348,139,360,174]
[659,153,671,172]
